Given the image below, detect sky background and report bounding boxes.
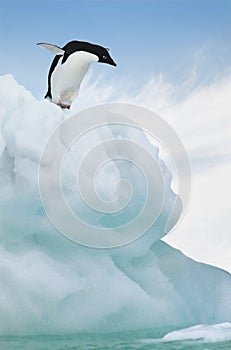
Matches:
[0,0,231,97]
[0,0,231,271]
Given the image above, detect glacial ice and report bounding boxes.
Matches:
[163,322,231,342]
[0,74,230,335]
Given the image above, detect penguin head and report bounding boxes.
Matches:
[96,47,117,66]
[37,40,117,66]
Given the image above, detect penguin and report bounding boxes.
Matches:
[37,40,117,109]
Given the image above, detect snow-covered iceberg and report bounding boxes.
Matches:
[0,74,230,335]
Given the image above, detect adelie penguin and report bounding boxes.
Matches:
[37,40,117,109]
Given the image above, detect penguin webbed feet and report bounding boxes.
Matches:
[57,101,71,110]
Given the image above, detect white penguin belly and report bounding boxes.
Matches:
[51,51,98,103]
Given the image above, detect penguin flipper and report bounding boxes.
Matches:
[37,43,65,55]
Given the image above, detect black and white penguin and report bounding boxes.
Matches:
[37,40,117,109]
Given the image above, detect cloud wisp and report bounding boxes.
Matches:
[75,69,231,272]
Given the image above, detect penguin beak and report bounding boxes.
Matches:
[107,58,117,67]
[100,55,117,66]
[106,56,117,67]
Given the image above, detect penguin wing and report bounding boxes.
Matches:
[37,43,65,55]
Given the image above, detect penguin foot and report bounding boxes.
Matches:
[57,102,71,109]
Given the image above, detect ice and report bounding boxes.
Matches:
[163,322,231,342]
[0,74,230,335]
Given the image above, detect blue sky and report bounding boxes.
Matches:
[0,0,230,97]
[0,0,231,272]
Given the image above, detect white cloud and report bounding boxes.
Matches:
[162,75,231,272]
[76,70,231,272]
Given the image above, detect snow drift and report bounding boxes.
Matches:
[0,74,230,335]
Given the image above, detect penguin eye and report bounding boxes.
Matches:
[103,55,107,60]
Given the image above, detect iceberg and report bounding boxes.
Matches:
[0,74,230,335]
[163,322,231,342]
